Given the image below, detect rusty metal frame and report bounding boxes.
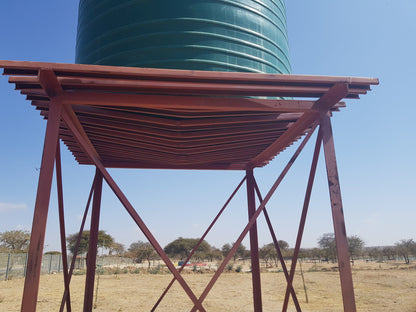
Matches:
[55,143,71,312]
[83,169,103,312]
[62,104,207,312]
[320,112,356,311]
[21,100,62,312]
[246,169,263,311]
[0,61,378,312]
[60,174,97,312]
[252,178,302,312]
[151,175,247,312]
[282,127,323,312]
[189,123,318,312]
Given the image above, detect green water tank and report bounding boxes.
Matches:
[76,0,291,74]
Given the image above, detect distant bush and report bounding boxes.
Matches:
[73,270,86,275]
[149,265,162,274]
[132,267,141,274]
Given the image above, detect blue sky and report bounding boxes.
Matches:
[0,1,415,252]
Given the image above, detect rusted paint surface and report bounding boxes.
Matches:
[246,170,263,312]
[253,179,302,311]
[83,169,103,312]
[1,60,378,170]
[60,176,96,312]
[55,143,71,312]
[282,128,323,312]
[320,113,357,312]
[21,100,62,312]
[190,127,316,312]
[0,61,378,311]
[151,176,247,312]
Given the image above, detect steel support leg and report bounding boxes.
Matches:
[21,100,62,312]
[320,113,356,312]
[83,169,103,312]
[246,170,263,312]
[56,143,71,312]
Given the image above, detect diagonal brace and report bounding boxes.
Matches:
[282,127,323,312]
[60,174,96,312]
[190,123,318,312]
[61,104,206,312]
[151,175,247,312]
[252,178,302,312]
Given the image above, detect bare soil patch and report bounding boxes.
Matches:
[1,261,415,311]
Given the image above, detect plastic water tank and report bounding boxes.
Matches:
[76,0,291,74]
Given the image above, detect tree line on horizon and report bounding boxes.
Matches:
[1,230,416,265]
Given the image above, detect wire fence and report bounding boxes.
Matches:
[0,253,138,280]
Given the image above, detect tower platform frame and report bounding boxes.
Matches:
[0,60,378,312]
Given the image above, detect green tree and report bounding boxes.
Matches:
[317,233,337,261]
[0,230,30,252]
[259,243,275,267]
[221,243,232,258]
[259,241,289,267]
[307,248,322,261]
[381,246,396,261]
[365,247,382,261]
[66,230,115,255]
[109,242,125,256]
[221,242,249,261]
[128,241,157,268]
[205,246,223,262]
[348,235,365,261]
[395,239,416,264]
[164,237,211,260]
[318,233,365,262]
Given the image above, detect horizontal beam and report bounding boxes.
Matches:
[1,60,379,87]
[58,92,338,112]
[57,76,368,97]
[90,161,247,170]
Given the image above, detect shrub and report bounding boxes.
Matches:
[73,270,86,275]
[149,265,162,274]
[132,267,141,274]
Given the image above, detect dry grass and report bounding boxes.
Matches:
[0,261,415,312]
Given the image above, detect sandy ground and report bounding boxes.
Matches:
[1,261,415,312]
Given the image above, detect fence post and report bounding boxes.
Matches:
[24,253,28,277]
[48,254,53,274]
[58,255,61,273]
[5,253,11,280]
